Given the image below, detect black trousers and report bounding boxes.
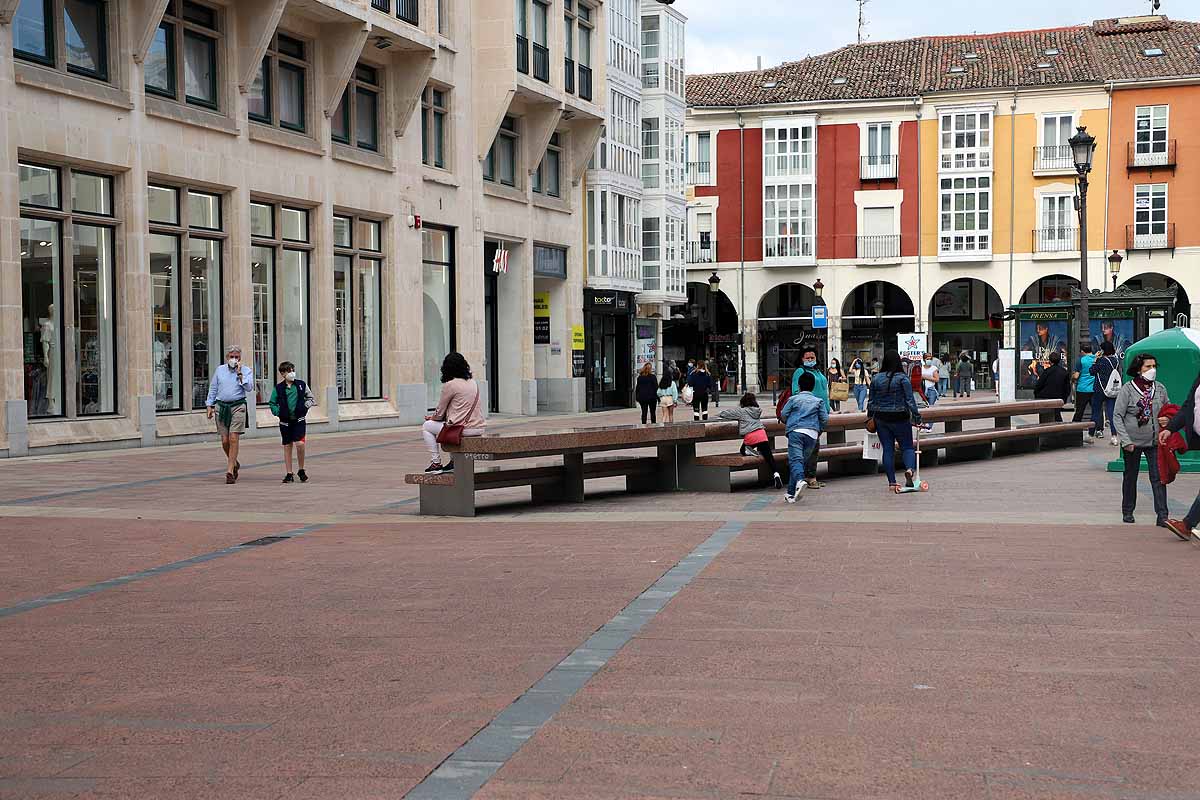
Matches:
[753,441,780,475]
[1072,390,1094,423]
[692,394,709,419]
[639,400,656,424]
[1122,445,1168,522]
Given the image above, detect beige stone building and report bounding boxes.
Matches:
[0,0,605,456]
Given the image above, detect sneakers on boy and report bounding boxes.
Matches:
[773,472,783,489]
[282,473,295,484]
[298,469,309,483]
[424,461,444,473]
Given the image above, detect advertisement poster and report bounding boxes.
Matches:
[1089,313,1134,359]
[932,281,971,319]
[897,333,928,361]
[571,324,586,378]
[635,321,657,371]
[1019,312,1069,387]
[533,292,550,345]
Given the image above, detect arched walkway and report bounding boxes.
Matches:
[1019,274,1079,305]
[756,283,822,392]
[663,282,740,384]
[838,280,915,367]
[1119,271,1192,325]
[928,278,1004,390]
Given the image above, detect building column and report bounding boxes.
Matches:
[1190,304,1200,330]
[0,21,24,454]
[394,215,426,425]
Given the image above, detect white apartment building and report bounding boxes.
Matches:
[581,0,683,410]
[0,0,605,456]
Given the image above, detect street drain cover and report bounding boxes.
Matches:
[240,536,290,547]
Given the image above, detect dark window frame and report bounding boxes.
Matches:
[420,84,448,169]
[250,200,314,403]
[15,0,112,83]
[249,32,310,134]
[146,1,221,110]
[332,61,382,152]
[333,212,386,401]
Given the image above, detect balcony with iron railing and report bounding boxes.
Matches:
[1033,145,1075,172]
[564,57,575,93]
[860,155,898,181]
[1128,140,1177,170]
[687,161,711,185]
[1127,223,1175,251]
[532,42,550,83]
[686,240,715,264]
[516,35,529,74]
[856,234,901,261]
[395,0,418,25]
[578,64,592,101]
[1032,227,1079,254]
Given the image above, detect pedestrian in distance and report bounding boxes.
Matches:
[205,344,253,485]
[921,354,941,406]
[991,355,1000,398]
[635,362,659,425]
[1034,351,1072,421]
[848,356,871,412]
[956,353,973,398]
[719,393,783,489]
[1161,364,1200,541]
[867,349,924,494]
[1090,340,1122,445]
[936,353,951,396]
[780,372,828,504]
[1114,353,1170,527]
[686,360,715,421]
[1072,343,1098,439]
[267,361,316,484]
[791,347,831,489]
[656,374,679,423]
[827,358,846,412]
[422,352,486,474]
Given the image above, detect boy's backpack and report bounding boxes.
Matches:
[1102,357,1123,398]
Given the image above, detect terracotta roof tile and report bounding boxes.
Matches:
[686,16,1200,108]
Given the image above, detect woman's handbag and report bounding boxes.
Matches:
[436,389,481,447]
[865,416,877,433]
[681,385,695,404]
[830,381,850,402]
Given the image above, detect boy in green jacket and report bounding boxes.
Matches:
[789,347,830,489]
[268,361,316,484]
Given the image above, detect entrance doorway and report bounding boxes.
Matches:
[929,278,1004,391]
[483,241,500,413]
[585,289,634,410]
[757,282,823,393]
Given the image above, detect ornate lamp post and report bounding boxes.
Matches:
[1108,249,1124,292]
[706,272,720,361]
[1069,125,1097,351]
[812,278,825,301]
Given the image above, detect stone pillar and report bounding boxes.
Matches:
[0,22,22,453]
[1189,303,1200,329]
[394,213,426,426]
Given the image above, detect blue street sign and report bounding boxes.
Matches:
[812,305,828,329]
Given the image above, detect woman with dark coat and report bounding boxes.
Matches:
[686,360,715,421]
[635,363,659,424]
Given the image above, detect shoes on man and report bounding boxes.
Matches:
[282,473,295,484]
[298,469,309,483]
[1164,518,1192,541]
[773,472,783,489]
[1122,513,1135,524]
[225,472,236,485]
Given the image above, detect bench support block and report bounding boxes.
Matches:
[676,443,735,493]
[1040,431,1084,450]
[995,436,1040,457]
[944,442,994,463]
[418,467,477,517]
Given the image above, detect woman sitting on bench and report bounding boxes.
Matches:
[422,353,487,474]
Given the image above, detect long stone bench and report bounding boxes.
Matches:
[681,401,1090,491]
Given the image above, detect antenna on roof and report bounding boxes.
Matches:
[757,55,762,71]
[856,0,869,44]
[1149,0,1161,12]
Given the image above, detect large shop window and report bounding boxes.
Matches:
[147,183,224,411]
[938,175,991,255]
[939,110,992,170]
[145,1,220,109]
[332,62,381,152]
[422,226,455,408]
[333,214,384,401]
[250,202,312,403]
[14,0,110,81]
[248,32,309,134]
[19,162,117,419]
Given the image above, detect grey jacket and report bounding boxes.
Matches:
[717,405,764,437]
[1113,380,1168,448]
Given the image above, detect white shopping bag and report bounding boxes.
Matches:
[862,431,884,461]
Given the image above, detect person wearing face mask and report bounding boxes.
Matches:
[921,354,940,406]
[205,345,254,484]
[790,348,830,489]
[268,361,317,484]
[1114,353,1169,527]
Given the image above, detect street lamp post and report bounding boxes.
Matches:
[1069,125,1097,352]
[1108,249,1124,292]
[707,272,720,362]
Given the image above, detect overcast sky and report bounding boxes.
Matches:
[685,0,1170,75]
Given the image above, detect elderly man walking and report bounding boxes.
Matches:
[206,345,253,484]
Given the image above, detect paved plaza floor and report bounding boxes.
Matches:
[2,403,1200,799]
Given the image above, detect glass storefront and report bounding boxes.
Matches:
[422,226,455,408]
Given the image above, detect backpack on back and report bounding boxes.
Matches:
[1102,357,1122,398]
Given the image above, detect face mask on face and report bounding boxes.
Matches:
[1143,367,1157,382]
[286,372,297,382]
[803,360,816,368]
[227,357,239,369]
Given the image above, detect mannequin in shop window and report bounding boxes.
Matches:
[39,304,59,414]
